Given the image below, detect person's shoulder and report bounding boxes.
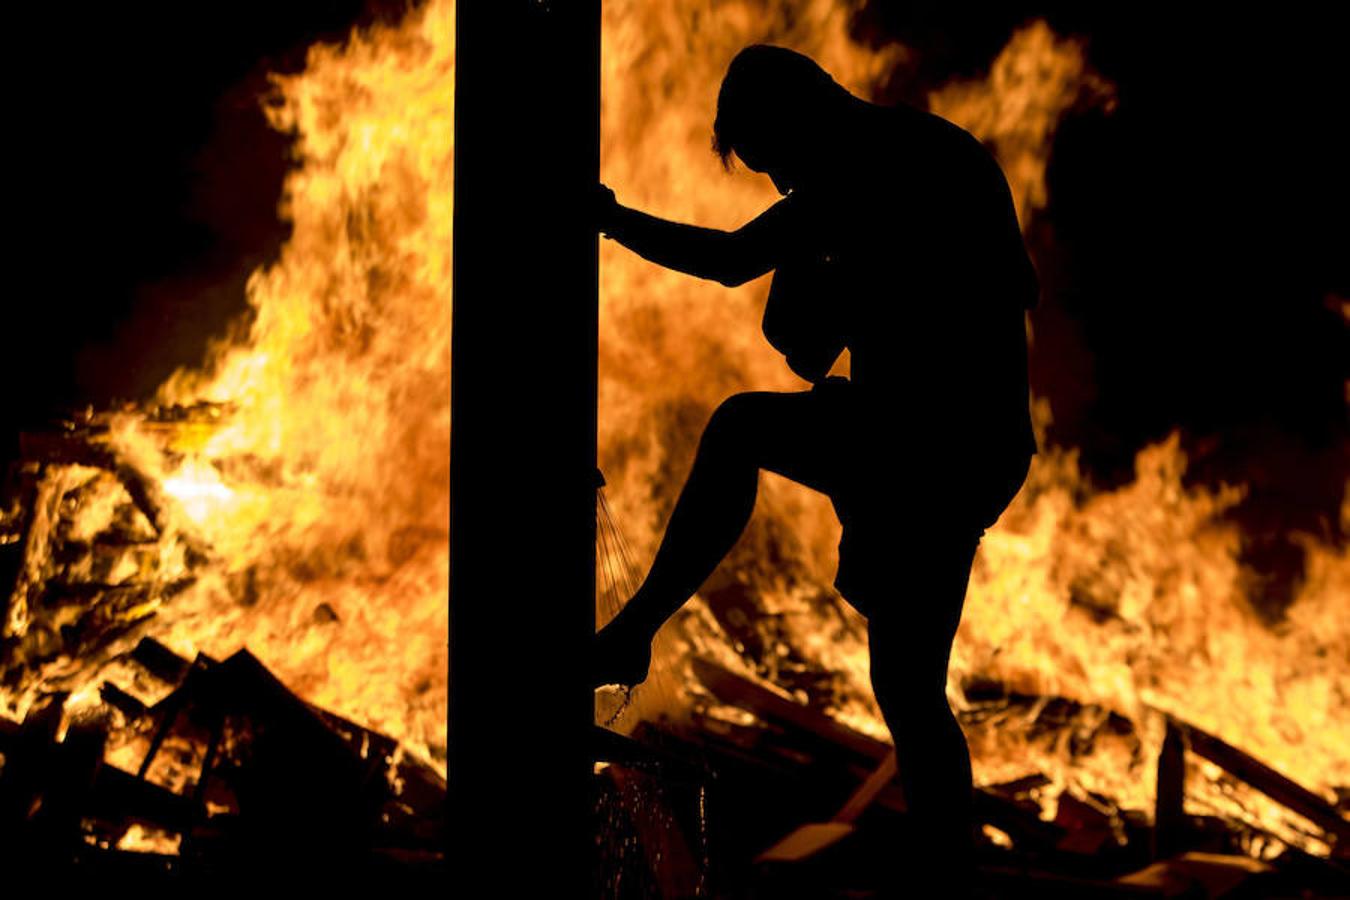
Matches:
[876,101,964,142]
[869,103,995,193]
[888,104,994,165]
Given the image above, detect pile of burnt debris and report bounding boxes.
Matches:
[594,657,1350,899]
[0,637,446,886]
[5,642,1344,896]
[0,411,445,885]
[3,411,1347,895]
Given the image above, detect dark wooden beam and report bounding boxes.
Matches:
[691,656,890,765]
[1152,718,1186,860]
[450,0,600,894]
[1167,717,1350,849]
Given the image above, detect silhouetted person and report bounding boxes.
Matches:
[593,44,1039,896]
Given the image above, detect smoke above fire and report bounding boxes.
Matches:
[2,0,1344,857]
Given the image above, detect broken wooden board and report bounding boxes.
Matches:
[1116,851,1276,897]
[754,751,898,864]
[1161,714,1349,851]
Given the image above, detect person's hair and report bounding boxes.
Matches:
[711,44,845,170]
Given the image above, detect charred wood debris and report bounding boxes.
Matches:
[0,407,446,885]
[0,408,1347,896]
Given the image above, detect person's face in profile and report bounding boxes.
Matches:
[733,128,800,196]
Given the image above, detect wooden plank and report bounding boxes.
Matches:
[696,656,1071,859]
[1152,718,1186,860]
[691,656,890,764]
[1167,716,1349,845]
[88,757,195,832]
[835,750,899,823]
[982,864,1164,898]
[754,751,897,864]
[1117,852,1274,896]
[130,636,193,685]
[755,823,855,864]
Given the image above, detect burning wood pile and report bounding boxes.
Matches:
[594,656,1350,898]
[0,410,445,882]
[0,640,445,877]
[9,405,1341,895]
[2,401,1344,894]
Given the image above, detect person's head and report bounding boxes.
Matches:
[711,45,857,193]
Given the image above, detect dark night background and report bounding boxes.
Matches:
[2,2,1345,612]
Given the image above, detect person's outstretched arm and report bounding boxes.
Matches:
[598,185,793,287]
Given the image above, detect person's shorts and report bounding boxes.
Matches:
[748,377,1032,608]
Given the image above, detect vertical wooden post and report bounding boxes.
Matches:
[451,0,600,893]
[1152,719,1186,860]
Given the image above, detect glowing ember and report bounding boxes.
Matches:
[115,823,182,855]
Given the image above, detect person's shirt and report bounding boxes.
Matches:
[756,102,1040,464]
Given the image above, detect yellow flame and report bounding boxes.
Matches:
[0,2,1342,860]
[119,2,455,771]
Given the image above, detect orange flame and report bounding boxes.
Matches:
[0,0,1343,861]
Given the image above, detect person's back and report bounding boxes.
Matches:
[807,99,1039,475]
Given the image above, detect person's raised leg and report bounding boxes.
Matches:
[593,389,842,688]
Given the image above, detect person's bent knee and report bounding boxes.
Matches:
[871,680,953,723]
[703,392,768,451]
[869,651,953,715]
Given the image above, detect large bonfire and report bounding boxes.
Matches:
[0,0,1343,861]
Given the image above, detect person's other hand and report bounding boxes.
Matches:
[596,182,619,234]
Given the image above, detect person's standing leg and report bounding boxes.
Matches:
[852,524,983,898]
[852,450,1031,897]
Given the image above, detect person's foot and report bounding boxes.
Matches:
[592,615,654,689]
